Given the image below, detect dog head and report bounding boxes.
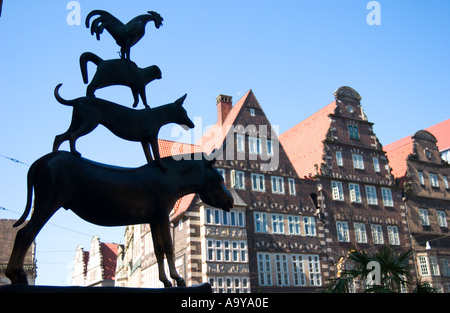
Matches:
[172,94,195,130]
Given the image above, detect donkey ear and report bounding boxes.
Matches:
[205,149,217,167]
[175,94,187,106]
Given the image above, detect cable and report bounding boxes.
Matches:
[0,153,30,166]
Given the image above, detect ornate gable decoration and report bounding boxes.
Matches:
[334,86,362,102]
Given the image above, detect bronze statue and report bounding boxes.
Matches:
[6,151,233,286]
[80,52,161,108]
[52,84,195,167]
[85,10,163,60]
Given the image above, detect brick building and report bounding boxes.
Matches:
[280,86,413,291]
[71,236,119,287]
[116,91,329,292]
[384,120,450,292]
[0,219,36,285]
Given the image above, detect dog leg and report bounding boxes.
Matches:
[149,139,167,171]
[132,90,140,108]
[141,142,154,163]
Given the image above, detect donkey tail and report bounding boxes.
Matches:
[79,52,103,84]
[54,84,76,106]
[13,162,37,227]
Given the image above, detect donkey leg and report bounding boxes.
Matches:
[6,201,58,284]
[160,218,186,287]
[150,221,172,288]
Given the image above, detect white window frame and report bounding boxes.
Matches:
[292,255,306,286]
[443,176,449,189]
[251,173,265,192]
[354,223,367,243]
[275,254,290,286]
[266,140,273,156]
[430,173,439,188]
[231,170,245,190]
[387,226,400,245]
[437,210,448,228]
[418,255,430,276]
[332,181,344,201]
[373,157,380,172]
[381,188,394,207]
[352,154,364,170]
[271,214,285,234]
[419,208,430,226]
[257,253,272,286]
[254,212,268,233]
[366,185,378,205]
[308,255,322,286]
[288,178,296,195]
[349,183,361,203]
[418,171,425,185]
[336,151,343,166]
[303,216,316,236]
[336,221,350,242]
[371,224,384,244]
[288,216,301,235]
[236,134,245,152]
[249,136,261,154]
[271,176,285,194]
[429,256,440,276]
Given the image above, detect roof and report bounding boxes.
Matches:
[100,242,119,281]
[279,101,337,178]
[158,138,203,158]
[384,118,450,179]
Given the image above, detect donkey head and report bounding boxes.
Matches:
[199,155,233,212]
[172,94,195,130]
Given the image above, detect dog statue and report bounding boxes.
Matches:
[52,84,194,167]
[80,52,162,108]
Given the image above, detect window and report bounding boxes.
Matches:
[336,151,343,166]
[352,154,364,169]
[236,134,244,152]
[217,168,225,181]
[381,188,394,207]
[303,216,316,236]
[205,208,213,224]
[429,256,440,276]
[292,255,306,286]
[332,181,344,201]
[349,183,361,203]
[251,173,265,192]
[365,185,378,205]
[231,170,245,189]
[430,173,439,188]
[272,214,285,234]
[441,259,450,277]
[371,224,384,244]
[288,178,296,195]
[209,276,250,293]
[255,212,268,233]
[257,253,272,286]
[387,226,400,245]
[348,125,360,139]
[275,254,289,286]
[266,140,273,156]
[288,216,300,235]
[249,136,261,154]
[207,239,214,261]
[437,211,447,228]
[419,208,430,226]
[418,256,429,276]
[354,223,367,243]
[308,255,322,286]
[444,176,449,189]
[207,239,248,263]
[373,157,380,172]
[336,221,350,242]
[250,108,255,116]
[271,176,284,194]
[418,171,425,185]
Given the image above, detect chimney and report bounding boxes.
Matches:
[216,94,232,125]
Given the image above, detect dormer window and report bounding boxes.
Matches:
[250,108,255,116]
[348,125,360,139]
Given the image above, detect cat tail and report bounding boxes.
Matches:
[79,52,103,84]
[54,84,76,106]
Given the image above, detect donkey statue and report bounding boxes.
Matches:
[6,151,233,286]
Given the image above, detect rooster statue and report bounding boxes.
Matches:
[85,10,163,60]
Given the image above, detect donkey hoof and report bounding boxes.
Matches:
[163,280,173,288]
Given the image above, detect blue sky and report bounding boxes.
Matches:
[1,0,449,285]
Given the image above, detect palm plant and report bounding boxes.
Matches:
[325,245,415,293]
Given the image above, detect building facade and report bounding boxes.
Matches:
[280,87,414,291]
[116,91,329,292]
[71,236,119,287]
[0,219,36,285]
[385,122,450,292]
